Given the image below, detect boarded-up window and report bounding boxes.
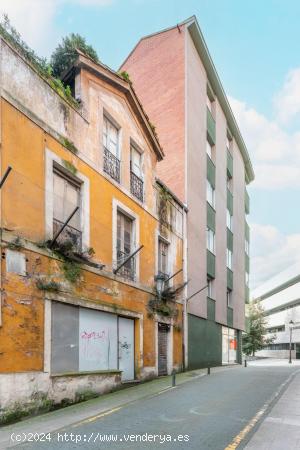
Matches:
[158,239,168,276]
[51,302,119,374]
[79,308,118,371]
[6,249,26,276]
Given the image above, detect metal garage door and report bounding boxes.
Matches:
[118,317,135,381]
[158,323,169,376]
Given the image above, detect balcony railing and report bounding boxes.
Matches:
[116,249,136,281]
[103,146,120,182]
[130,171,144,202]
[53,218,82,252]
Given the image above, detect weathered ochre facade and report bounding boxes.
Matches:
[0,38,184,412]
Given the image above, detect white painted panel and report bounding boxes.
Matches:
[79,308,118,372]
[118,317,134,381]
[6,249,26,276]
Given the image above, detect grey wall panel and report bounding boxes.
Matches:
[51,301,79,373]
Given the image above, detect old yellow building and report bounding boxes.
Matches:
[0,36,184,413]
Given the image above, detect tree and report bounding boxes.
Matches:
[51,33,99,77]
[242,301,275,356]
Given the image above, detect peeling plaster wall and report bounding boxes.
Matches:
[0,371,121,409]
[0,37,184,409]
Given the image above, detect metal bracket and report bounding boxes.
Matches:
[113,245,144,275]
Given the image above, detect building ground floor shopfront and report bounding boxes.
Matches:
[187,314,242,369]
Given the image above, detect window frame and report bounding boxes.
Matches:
[206,180,215,209]
[45,149,90,249]
[103,114,120,159]
[226,209,233,231]
[227,248,233,270]
[206,227,215,254]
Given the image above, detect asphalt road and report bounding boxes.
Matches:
[15,365,298,450]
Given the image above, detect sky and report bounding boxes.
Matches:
[1,0,300,290]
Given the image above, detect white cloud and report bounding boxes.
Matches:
[274,68,300,125]
[250,223,300,289]
[229,95,300,190]
[0,0,114,56]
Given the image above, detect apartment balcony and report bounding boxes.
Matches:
[103,146,120,183]
[116,250,136,281]
[130,171,144,202]
[53,218,82,252]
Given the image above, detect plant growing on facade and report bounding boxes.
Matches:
[36,279,61,293]
[63,159,78,175]
[7,236,23,251]
[0,15,79,108]
[119,70,132,84]
[51,33,99,77]
[242,301,275,356]
[60,137,78,154]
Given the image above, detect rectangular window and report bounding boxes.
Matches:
[206,140,213,159]
[158,238,169,277]
[227,289,233,307]
[103,116,119,157]
[245,271,249,286]
[103,116,120,182]
[206,96,213,113]
[245,239,250,255]
[227,248,233,270]
[207,228,215,254]
[227,209,233,231]
[117,211,135,280]
[226,136,232,152]
[227,174,232,192]
[207,278,214,298]
[53,168,82,250]
[206,180,215,208]
[130,145,144,202]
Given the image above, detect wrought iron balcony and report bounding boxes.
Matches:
[116,249,136,281]
[53,218,82,252]
[130,171,144,202]
[103,146,120,183]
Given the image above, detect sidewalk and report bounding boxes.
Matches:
[244,371,300,449]
[0,365,237,448]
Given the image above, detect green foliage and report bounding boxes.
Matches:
[0,394,54,425]
[51,33,99,77]
[60,137,78,154]
[119,70,132,83]
[36,279,61,293]
[63,160,77,175]
[7,236,23,251]
[147,287,178,319]
[75,389,98,403]
[0,15,79,108]
[242,301,275,356]
[62,260,81,283]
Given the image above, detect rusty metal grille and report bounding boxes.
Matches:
[53,219,82,252]
[103,146,120,182]
[116,250,136,281]
[130,171,144,202]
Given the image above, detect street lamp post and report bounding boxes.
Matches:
[289,320,294,364]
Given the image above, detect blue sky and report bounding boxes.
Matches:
[2,0,300,287]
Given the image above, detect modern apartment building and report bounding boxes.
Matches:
[253,264,300,360]
[121,16,254,368]
[0,32,184,414]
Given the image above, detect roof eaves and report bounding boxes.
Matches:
[76,55,164,160]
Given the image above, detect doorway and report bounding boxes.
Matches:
[158,322,170,376]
